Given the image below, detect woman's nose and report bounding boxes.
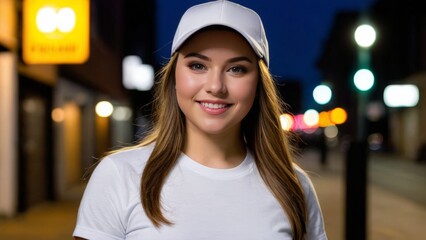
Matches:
[204,69,227,95]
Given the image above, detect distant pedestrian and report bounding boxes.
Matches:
[319,130,328,167]
[73,1,327,239]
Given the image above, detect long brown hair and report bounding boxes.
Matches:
[137,53,307,239]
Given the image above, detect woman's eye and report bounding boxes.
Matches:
[189,63,206,71]
[229,66,247,74]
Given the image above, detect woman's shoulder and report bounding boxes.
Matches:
[292,163,316,193]
[98,143,155,176]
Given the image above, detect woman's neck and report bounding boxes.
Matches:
[183,128,246,169]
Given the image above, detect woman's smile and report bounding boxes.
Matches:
[197,100,232,114]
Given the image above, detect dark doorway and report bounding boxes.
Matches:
[18,76,54,211]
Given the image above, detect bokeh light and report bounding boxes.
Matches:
[313,84,332,105]
[354,24,376,48]
[330,107,347,125]
[383,84,419,107]
[324,125,339,139]
[112,106,133,121]
[354,69,374,91]
[318,111,332,127]
[303,109,319,127]
[96,101,114,117]
[280,113,294,131]
[51,108,65,122]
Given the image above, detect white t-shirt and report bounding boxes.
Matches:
[73,144,327,240]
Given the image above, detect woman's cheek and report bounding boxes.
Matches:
[175,70,201,98]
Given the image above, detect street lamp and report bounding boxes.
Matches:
[354,69,374,92]
[345,22,376,240]
[353,23,376,140]
[354,24,376,48]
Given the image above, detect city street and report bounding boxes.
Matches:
[0,148,425,240]
[298,148,426,240]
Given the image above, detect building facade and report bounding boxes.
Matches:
[0,0,156,217]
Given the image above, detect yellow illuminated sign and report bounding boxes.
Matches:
[23,0,90,64]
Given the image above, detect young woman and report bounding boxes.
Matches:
[73,1,327,239]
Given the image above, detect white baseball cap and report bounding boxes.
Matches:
[171,0,269,66]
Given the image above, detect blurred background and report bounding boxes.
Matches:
[0,0,425,239]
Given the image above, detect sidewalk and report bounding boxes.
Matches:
[1,148,425,239]
[0,200,80,240]
[298,148,426,240]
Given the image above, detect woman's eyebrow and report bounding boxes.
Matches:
[227,56,253,64]
[184,53,253,64]
[184,52,210,61]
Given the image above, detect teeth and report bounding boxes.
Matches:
[201,102,227,109]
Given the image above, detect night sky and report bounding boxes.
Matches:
[155,0,375,111]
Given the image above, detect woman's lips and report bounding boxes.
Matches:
[197,101,231,114]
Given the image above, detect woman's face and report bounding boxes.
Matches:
[175,29,259,136]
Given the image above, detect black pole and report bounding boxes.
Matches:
[345,140,368,240]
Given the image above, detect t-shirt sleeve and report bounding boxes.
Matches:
[73,157,127,240]
[296,167,328,240]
